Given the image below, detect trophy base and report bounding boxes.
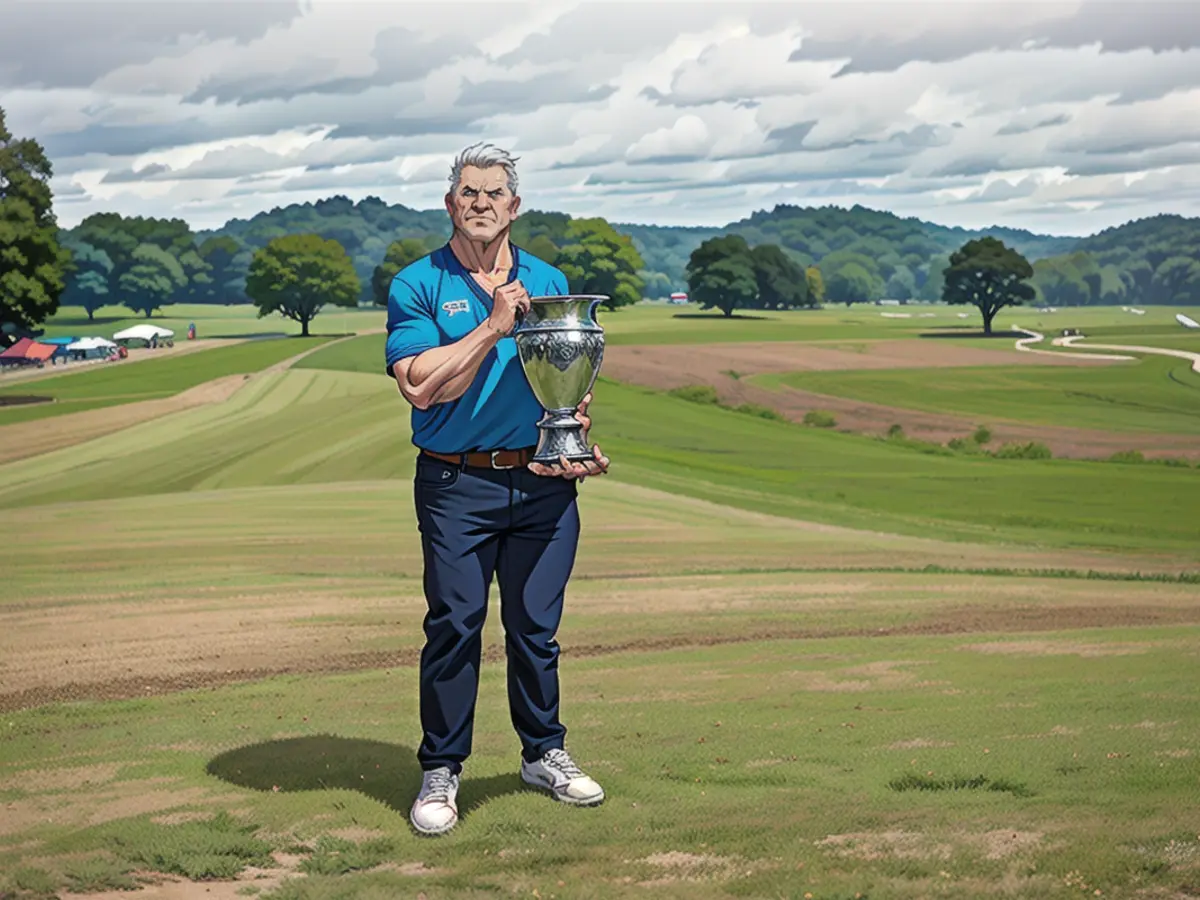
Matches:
[532,410,594,465]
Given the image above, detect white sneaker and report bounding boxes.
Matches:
[410,766,459,835]
[521,748,605,806]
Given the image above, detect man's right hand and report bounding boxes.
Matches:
[487,280,531,336]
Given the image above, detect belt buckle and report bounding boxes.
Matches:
[490,450,516,470]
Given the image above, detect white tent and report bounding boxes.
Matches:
[113,324,174,344]
[1177,313,1199,329]
[65,336,118,360]
[66,337,117,352]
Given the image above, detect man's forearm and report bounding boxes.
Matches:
[399,322,502,409]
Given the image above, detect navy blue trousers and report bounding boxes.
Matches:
[413,452,580,774]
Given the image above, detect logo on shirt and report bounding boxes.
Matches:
[442,299,470,317]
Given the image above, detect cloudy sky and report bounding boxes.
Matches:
[4,0,1200,236]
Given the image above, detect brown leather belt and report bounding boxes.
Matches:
[421,447,535,470]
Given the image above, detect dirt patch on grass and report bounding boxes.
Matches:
[889,738,956,749]
[0,782,216,836]
[816,830,955,861]
[0,762,122,793]
[796,659,933,692]
[602,340,1200,459]
[3,582,1198,712]
[608,339,1106,378]
[635,851,748,886]
[978,830,1044,859]
[960,640,1155,656]
[815,828,1042,862]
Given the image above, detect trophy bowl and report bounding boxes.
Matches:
[514,294,607,464]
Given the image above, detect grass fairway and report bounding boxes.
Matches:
[752,354,1200,434]
[0,336,331,424]
[2,367,1199,556]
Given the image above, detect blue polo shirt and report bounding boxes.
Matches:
[384,242,568,453]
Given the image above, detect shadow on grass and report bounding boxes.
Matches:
[919,330,1025,339]
[44,315,130,328]
[672,313,773,320]
[206,735,527,820]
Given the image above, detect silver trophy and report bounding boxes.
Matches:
[514,294,607,464]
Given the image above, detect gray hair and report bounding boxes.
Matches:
[449,142,519,195]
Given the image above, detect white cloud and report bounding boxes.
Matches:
[3,0,1198,234]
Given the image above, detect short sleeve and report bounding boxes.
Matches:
[384,277,440,376]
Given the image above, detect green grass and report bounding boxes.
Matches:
[295,334,386,376]
[751,355,1200,434]
[3,621,1199,899]
[0,336,332,424]
[2,366,1198,557]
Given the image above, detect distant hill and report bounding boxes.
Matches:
[198,195,449,304]
[619,204,1083,301]
[64,195,1197,310]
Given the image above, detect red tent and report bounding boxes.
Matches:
[0,338,34,359]
[25,342,56,361]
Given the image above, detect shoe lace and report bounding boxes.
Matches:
[544,748,583,779]
[423,768,455,802]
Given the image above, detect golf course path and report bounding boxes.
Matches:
[1012,327,1135,361]
[1055,334,1200,374]
[0,334,360,465]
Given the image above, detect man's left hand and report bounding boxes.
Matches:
[528,392,610,480]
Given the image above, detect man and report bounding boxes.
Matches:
[385,142,610,836]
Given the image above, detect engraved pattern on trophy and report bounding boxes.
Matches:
[514,295,607,463]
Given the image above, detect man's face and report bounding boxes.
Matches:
[445,164,521,243]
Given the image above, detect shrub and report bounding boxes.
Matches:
[1153,457,1193,468]
[803,410,837,428]
[886,423,905,438]
[991,441,1052,460]
[668,384,719,404]
[972,425,992,444]
[948,437,985,454]
[721,369,745,380]
[734,403,785,421]
[1108,450,1145,464]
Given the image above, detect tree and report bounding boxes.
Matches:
[119,244,186,317]
[918,253,950,301]
[371,238,429,306]
[885,267,916,301]
[59,239,112,320]
[555,218,645,311]
[245,233,360,337]
[525,234,560,266]
[0,106,70,340]
[194,235,242,304]
[821,249,885,304]
[805,266,825,305]
[1151,256,1200,305]
[942,237,1035,334]
[826,262,881,306]
[750,243,809,309]
[685,234,758,317]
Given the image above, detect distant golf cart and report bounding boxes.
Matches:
[113,324,175,349]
